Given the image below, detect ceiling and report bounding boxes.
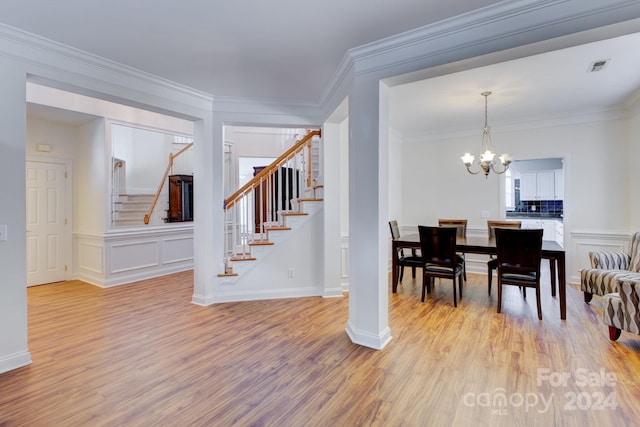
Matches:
[5,2,640,136]
[0,0,501,102]
[388,31,640,137]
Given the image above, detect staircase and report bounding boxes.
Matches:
[112,194,158,227]
[220,130,322,281]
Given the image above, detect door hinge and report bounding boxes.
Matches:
[65,265,68,272]
[65,172,67,179]
[65,218,68,225]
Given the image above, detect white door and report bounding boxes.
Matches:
[26,161,67,286]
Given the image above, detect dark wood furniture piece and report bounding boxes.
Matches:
[418,225,465,307]
[391,233,567,319]
[438,219,468,281]
[495,228,544,320]
[487,220,522,295]
[167,174,193,222]
[253,166,300,233]
[388,220,422,287]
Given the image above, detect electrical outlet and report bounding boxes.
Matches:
[288,268,295,278]
[0,225,7,241]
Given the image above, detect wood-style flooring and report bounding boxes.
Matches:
[1,269,640,426]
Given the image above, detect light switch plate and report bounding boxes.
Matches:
[0,224,7,241]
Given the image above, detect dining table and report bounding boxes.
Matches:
[392,233,567,319]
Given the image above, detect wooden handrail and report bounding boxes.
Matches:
[224,129,320,210]
[113,160,124,172]
[144,143,193,224]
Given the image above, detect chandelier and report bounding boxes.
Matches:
[461,91,511,178]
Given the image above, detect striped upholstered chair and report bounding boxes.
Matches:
[603,279,640,341]
[580,232,640,303]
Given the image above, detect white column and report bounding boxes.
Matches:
[321,122,344,297]
[191,112,219,305]
[345,76,391,350]
[0,58,32,373]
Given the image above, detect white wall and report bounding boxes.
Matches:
[402,119,629,229]
[214,204,326,301]
[339,119,349,237]
[112,124,167,194]
[402,133,503,229]
[628,102,640,232]
[26,117,79,160]
[388,128,403,223]
[0,58,31,374]
[229,126,302,158]
[75,119,108,234]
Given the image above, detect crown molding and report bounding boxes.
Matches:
[321,0,640,115]
[348,0,640,77]
[348,0,564,67]
[0,23,213,106]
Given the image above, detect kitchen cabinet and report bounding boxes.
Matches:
[520,172,554,200]
[520,170,561,200]
[537,172,555,200]
[520,173,537,200]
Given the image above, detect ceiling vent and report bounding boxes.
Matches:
[588,59,610,72]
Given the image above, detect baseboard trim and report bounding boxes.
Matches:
[191,293,215,306]
[0,350,32,375]
[322,288,344,298]
[212,287,324,303]
[345,321,392,350]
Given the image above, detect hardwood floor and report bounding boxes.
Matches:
[2,269,640,426]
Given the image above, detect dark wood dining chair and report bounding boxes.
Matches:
[418,225,465,307]
[389,220,422,288]
[487,220,522,295]
[438,219,467,281]
[495,228,544,320]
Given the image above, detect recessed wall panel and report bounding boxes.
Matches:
[111,241,159,273]
[163,237,194,264]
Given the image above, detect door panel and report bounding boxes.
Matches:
[26,161,67,286]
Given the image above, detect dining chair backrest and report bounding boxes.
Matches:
[418,225,458,269]
[389,220,401,240]
[495,228,543,273]
[438,219,467,238]
[487,220,522,239]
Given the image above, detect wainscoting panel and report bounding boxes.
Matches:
[77,240,104,274]
[110,240,160,273]
[74,235,105,286]
[74,226,194,288]
[163,236,195,264]
[570,231,631,283]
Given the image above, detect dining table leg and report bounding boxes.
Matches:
[392,241,399,293]
[557,252,566,320]
[549,258,556,297]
